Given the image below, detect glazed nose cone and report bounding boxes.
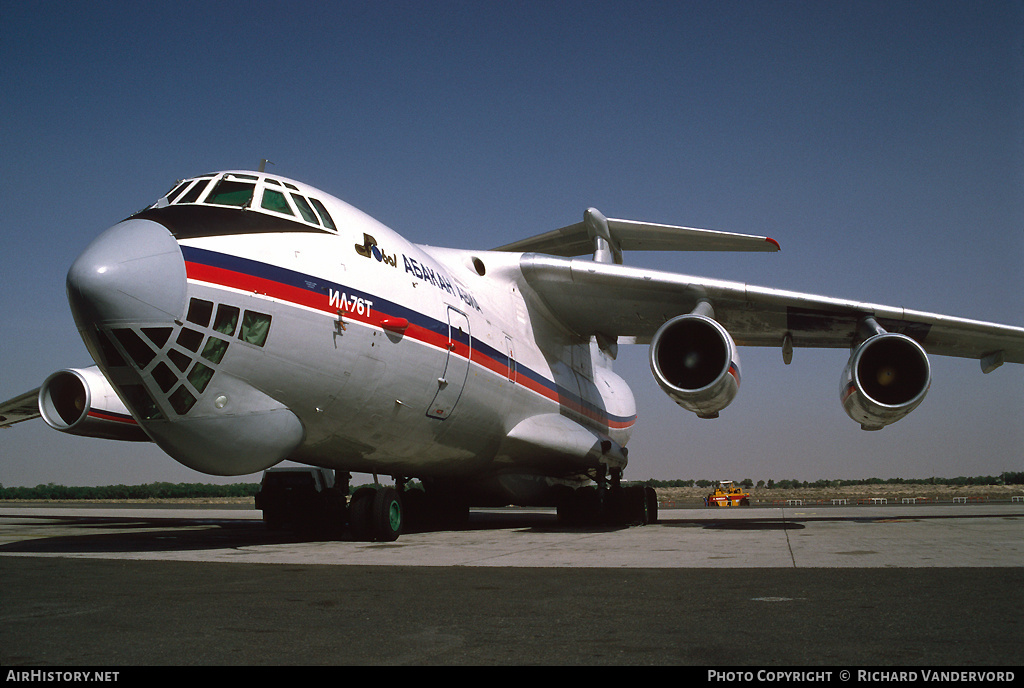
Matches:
[67,218,186,327]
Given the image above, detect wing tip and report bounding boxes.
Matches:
[766,237,781,251]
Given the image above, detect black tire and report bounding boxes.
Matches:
[401,488,427,533]
[614,485,649,526]
[372,487,403,542]
[349,487,376,541]
[644,486,659,524]
[558,486,600,526]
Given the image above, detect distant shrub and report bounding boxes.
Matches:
[622,473,1021,490]
[0,482,260,500]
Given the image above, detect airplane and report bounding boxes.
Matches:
[2,169,1022,541]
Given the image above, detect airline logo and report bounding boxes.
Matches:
[354,233,397,267]
[352,232,481,311]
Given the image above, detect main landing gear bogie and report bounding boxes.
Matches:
[556,482,659,527]
[344,479,470,542]
[257,468,659,542]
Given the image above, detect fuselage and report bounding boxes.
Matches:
[66,171,636,487]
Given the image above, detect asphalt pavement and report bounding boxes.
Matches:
[1,503,1021,666]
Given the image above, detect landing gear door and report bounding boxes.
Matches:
[427,307,471,420]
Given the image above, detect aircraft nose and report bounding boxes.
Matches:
[67,218,186,327]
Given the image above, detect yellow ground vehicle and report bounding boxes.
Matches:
[705,480,751,507]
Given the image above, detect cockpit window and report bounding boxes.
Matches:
[178,178,212,204]
[309,198,336,230]
[165,181,190,204]
[149,173,339,235]
[206,179,255,207]
[261,189,294,216]
[291,194,319,224]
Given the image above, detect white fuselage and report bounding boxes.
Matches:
[75,171,635,489]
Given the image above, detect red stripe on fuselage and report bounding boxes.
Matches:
[184,258,635,432]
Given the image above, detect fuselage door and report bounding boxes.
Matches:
[427,307,471,419]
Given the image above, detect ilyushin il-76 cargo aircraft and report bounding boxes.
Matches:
[2,169,1022,541]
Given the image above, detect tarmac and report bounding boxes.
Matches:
[1,501,1021,666]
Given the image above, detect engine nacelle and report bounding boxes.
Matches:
[650,314,740,418]
[841,333,931,430]
[39,367,150,441]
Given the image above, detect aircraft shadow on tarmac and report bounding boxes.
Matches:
[0,515,307,554]
[0,511,627,554]
[5,509,1008,554]
[673,519,805,531]
[0,510,813,556]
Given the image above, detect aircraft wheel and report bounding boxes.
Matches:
[372,487,403,542]
[611,485,650,526]
[401,488,427,532]
[645,486,659,524]
[558,486,601,526]
[348,487,376,541]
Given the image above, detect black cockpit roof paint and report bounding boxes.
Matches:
[131,205,330,240]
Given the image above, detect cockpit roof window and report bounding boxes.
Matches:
[309,197,336,230]
[206,179,255,207]
[165,180,190,204]
[291,194,319,225]
[177,178,212,204]
[149,172,340,235]
[260,189,294,216]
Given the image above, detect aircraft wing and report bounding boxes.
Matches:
[0,388,41,429]
[516,253,1024,369]
[493,208,779,263]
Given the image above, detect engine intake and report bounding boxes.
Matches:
[39,367,150,441]
[650,314,740,418]
[841,333,931,430]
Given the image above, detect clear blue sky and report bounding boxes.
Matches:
[2,1,1021,487]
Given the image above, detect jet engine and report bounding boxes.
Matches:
[38,367,150,441]
[649,313,740,419]
[841,332,931,430]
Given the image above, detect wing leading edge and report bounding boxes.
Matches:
[516,253,1024,370]
[0,388,42,429]
[494,208,779,264]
